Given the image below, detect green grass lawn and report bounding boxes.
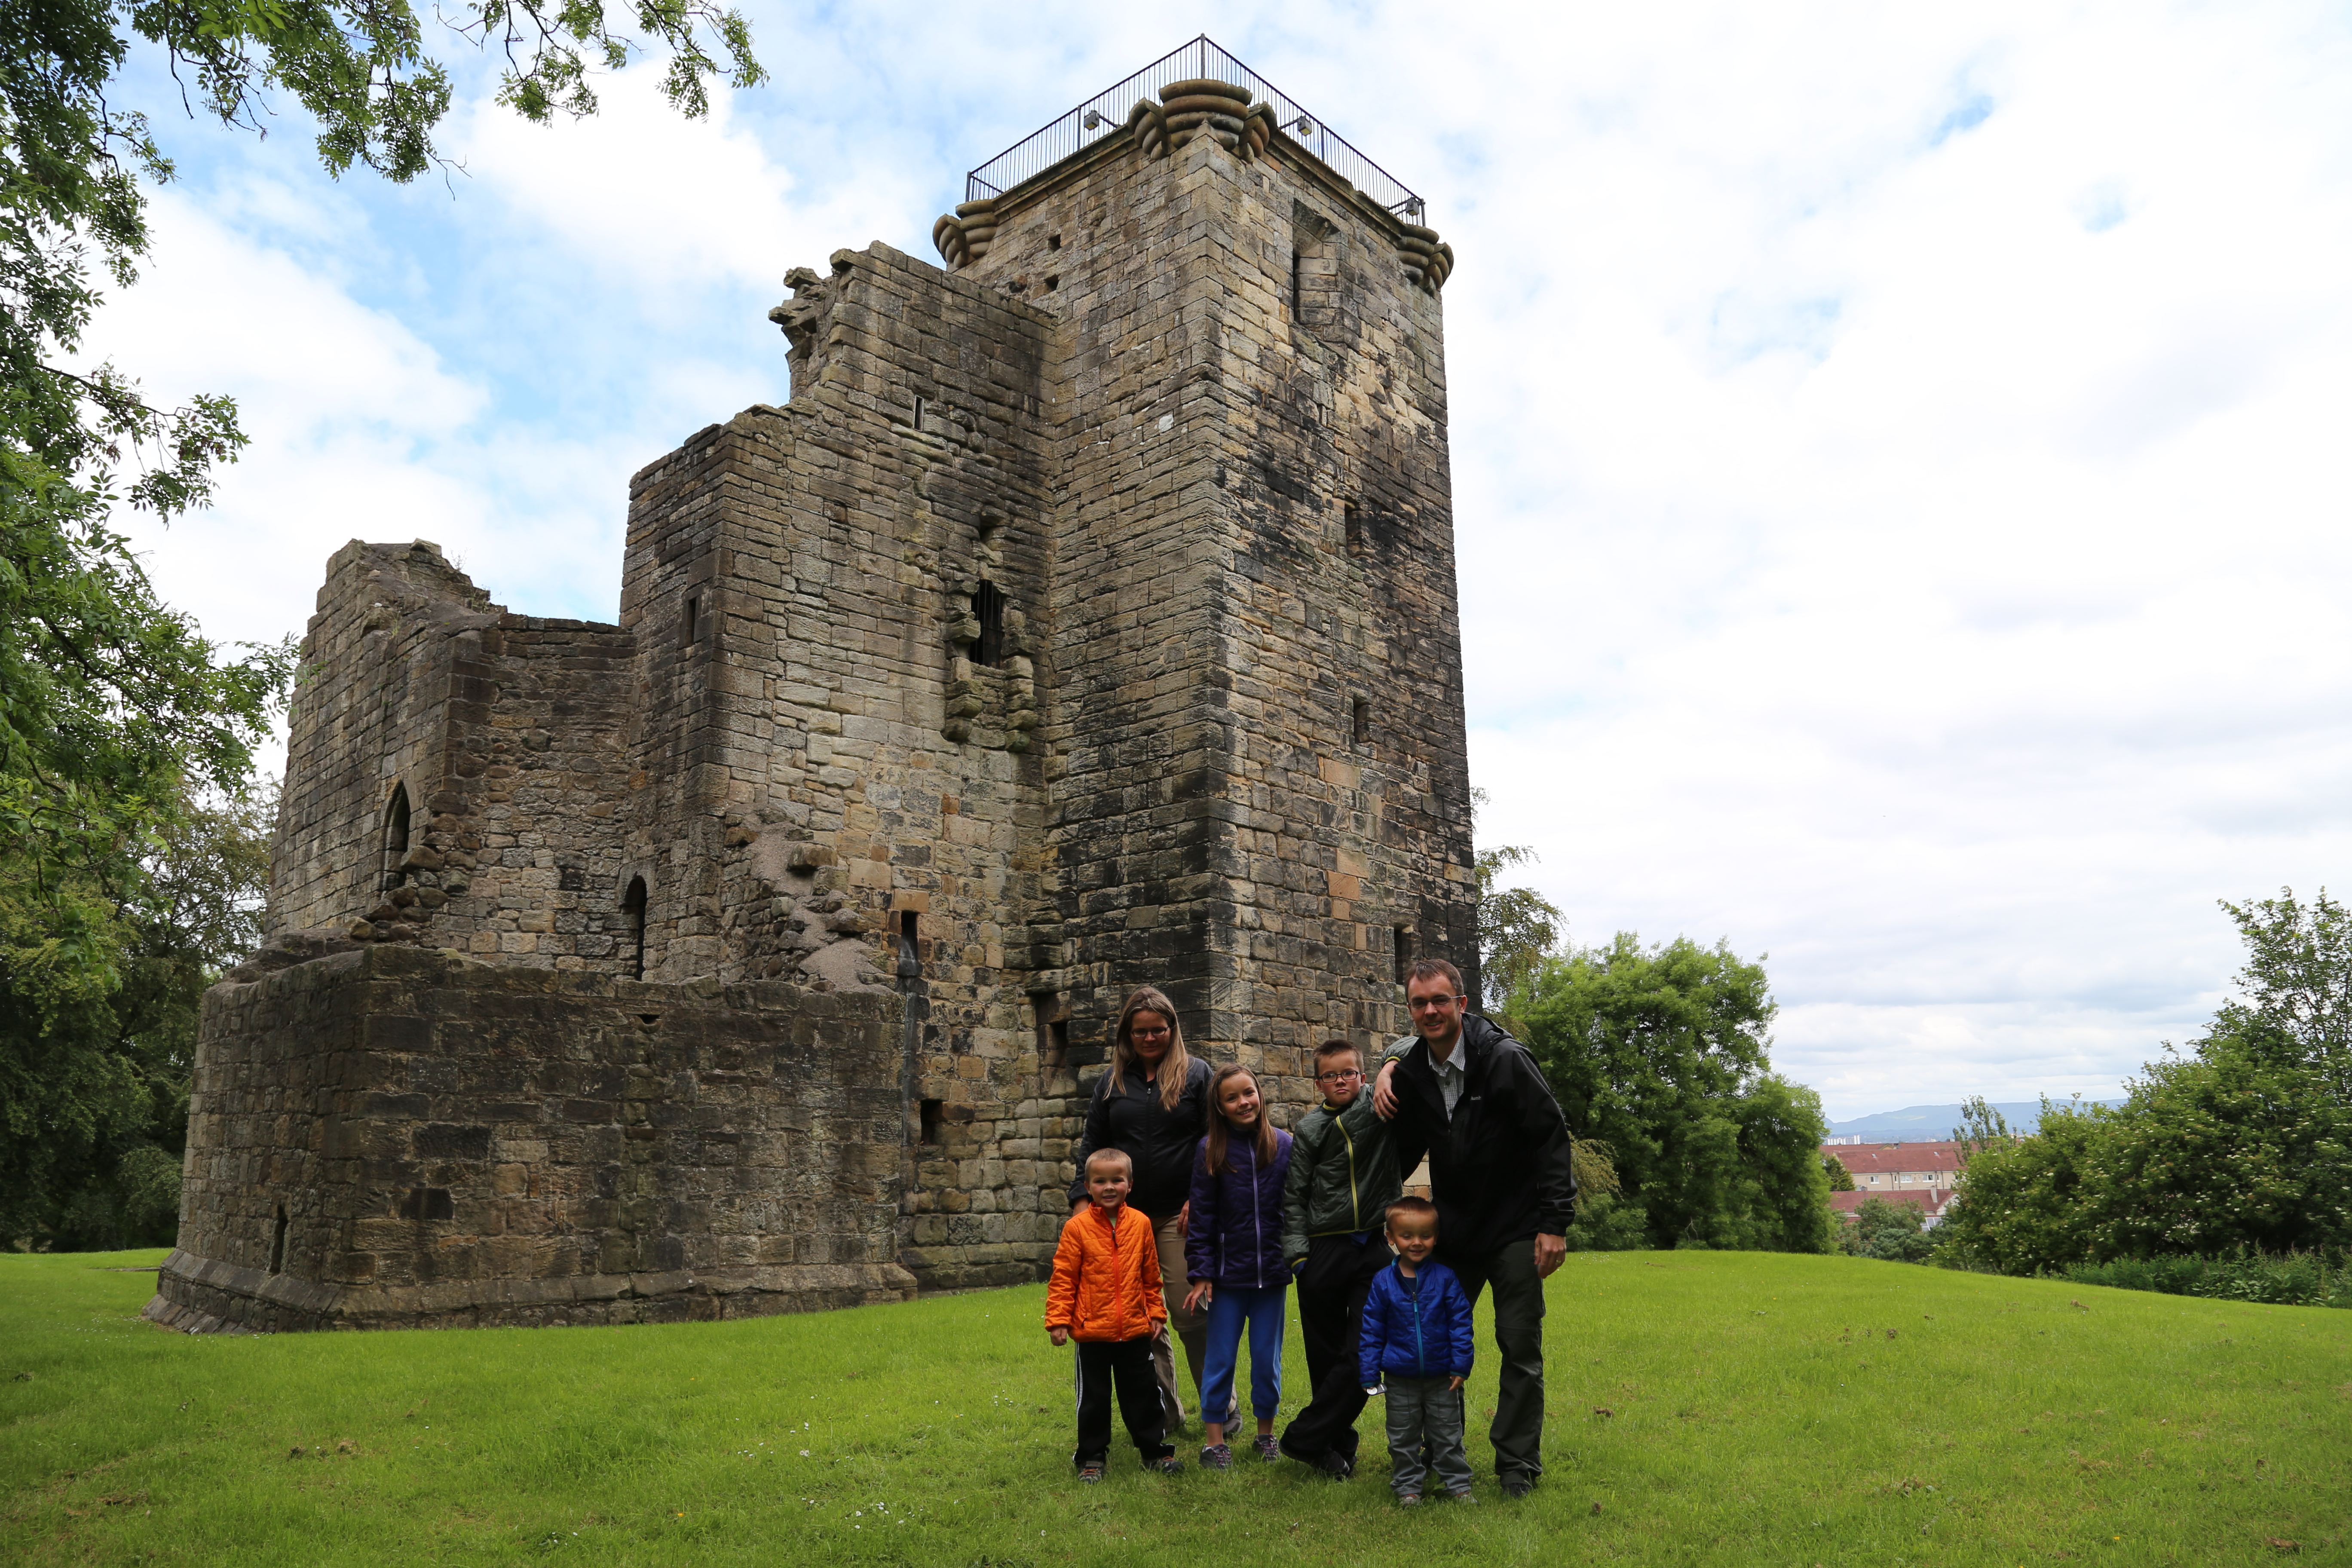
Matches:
[3,1249,2347,1566]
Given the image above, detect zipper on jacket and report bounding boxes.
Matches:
[1407,1271,1425,1376]
[1338,1116,1359,1232]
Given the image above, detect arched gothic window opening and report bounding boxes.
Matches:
[622,876,649,982]
[382,784,412,891]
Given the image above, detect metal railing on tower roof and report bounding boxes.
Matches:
[964,35,1427,223]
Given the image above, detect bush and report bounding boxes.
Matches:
[1841,1196,1936,1263]
[2058,1250,2350,1308]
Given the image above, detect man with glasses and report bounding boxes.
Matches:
[1275,1039,1403,1479]
[1370,958,1574,1498]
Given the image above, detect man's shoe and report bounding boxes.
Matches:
[1147,1455,1184,1476]
[1252,1434,1281,1462]
[1499,1472,1534,1499]
[1078,1462,1105,1484]
[1199,1442,1231,1470]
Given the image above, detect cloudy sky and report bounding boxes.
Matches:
[93,2,2352,1119]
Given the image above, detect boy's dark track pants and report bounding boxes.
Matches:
[1074,1336,1172,1467]
[1280,1231,1389,1463]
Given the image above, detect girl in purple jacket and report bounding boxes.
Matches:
[1183,1064,1294,1470]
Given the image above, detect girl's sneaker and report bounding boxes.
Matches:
[1200,1443,1232,1470]
[1252,1434,1281,1462]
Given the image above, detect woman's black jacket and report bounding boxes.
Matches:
[1066,1056,1213,1224]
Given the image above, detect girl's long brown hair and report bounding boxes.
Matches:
[1202,1063,1277,1176]
[1110,985,1191,1112]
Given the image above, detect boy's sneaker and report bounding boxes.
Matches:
[1199,1442,1231,1470]
[1252,1434,1281,1462]
[1146,1455,1184,1476]
[1397,1493,1423,1508]
[1316,1448,1354,1481]
[1447,1485,1477,1504]
[1078,1462,1104,1484]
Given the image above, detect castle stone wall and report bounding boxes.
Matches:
[150,944,912,1332]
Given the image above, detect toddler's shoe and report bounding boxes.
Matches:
[1396,1492,1423,1508]
[1199,1442,1231,1470]
[1078,1462,1104,1484]
[1447,1485,1476,1504]
[1252,1434,1281,1462]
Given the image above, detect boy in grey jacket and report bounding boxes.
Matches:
[1274,1040,1403,1478]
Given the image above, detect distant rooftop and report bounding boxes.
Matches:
[965,34,1427,221]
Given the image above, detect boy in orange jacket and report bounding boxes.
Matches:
[1048,1148,1182,1479]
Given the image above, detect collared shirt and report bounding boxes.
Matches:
[1428,1038,1466,1119]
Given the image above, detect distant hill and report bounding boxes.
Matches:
[1825,1099,2125,1142]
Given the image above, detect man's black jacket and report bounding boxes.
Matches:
[1385,1014,1577,1260]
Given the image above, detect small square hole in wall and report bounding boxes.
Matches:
[1045,275,1060,292]
[920,1098,943,1145]
[1048,233,1063,251]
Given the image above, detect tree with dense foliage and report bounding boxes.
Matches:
[1517,933,1835,1253]
[1824,1153,1854,1191]
[1937,889,2352,1274]
[2,2,764,1246]
[1840,1194,1934,1263]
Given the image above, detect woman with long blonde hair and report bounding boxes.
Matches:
[1067,985,1224,1433]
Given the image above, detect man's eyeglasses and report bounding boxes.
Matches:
[1315,1069,1364,1083]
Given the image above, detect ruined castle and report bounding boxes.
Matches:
[150,39,1474,1333]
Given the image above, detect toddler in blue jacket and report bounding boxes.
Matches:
[1358,1195,1476,1504]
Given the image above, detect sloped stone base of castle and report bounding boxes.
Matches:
[147,944,917,1333]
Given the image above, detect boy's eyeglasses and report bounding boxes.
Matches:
[1315,1069,1364,1083]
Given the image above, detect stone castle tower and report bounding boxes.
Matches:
[150,39,1474,1333]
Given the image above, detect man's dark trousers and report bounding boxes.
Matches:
[1280,1232,1389,1463]
[1073,1336,1172,1468]
[1448,1237,1547,1482]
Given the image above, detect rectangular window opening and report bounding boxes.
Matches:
[1344,501,1363,551]
[1352,697,1371,748]
[1394,925,1415,985]
[681,594,698,649]
[919,1098,944,1146]
[269,1205,288,1274]
[973,582,1008,667]
[911,394,926,432]
[1290,248,1302,318]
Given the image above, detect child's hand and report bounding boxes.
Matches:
[1183,1279,1214,1313]
[1049,1326,1069,1346]
[1447,1375,1465,1391]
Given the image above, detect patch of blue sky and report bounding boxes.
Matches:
[1707,291,1845,366]
[1929,89,1995,147]
[2075,180,2131,232]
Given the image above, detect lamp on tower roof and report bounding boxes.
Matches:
[1083,109,1103,130]
[1288,115,1316,137]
